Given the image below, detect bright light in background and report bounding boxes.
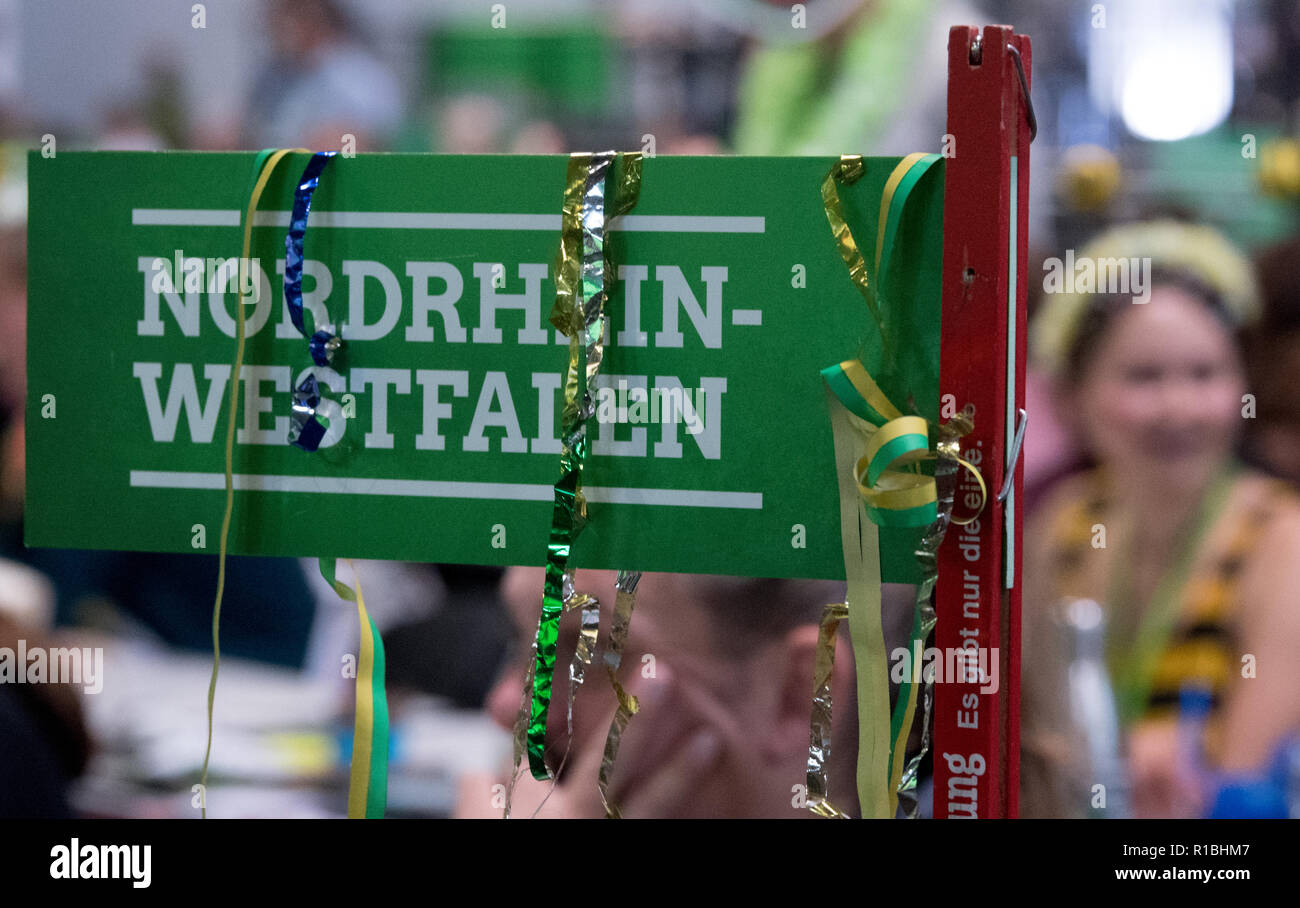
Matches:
[1090,0,1235,142]
[1120,40,1234,141]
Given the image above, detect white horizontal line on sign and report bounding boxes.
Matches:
[731,309,762,326]
[607,215,766,233]
[585,486,761,508]
[253,212,559,230]
[131,210,766,234]
[129,470,763,510]
[132,208,241,226]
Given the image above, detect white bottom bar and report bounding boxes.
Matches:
[128,470,762,510]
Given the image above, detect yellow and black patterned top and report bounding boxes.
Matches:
[1046,467,1294,743]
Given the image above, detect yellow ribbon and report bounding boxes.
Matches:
[827,389,894,816]
[817,153,987,818]
[200,147,305,818]
[320,558,388,819]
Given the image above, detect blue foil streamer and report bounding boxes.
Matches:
[289,374,327,452]
[284,151,338,366]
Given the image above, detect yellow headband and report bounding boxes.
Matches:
[1030,219,1261,379]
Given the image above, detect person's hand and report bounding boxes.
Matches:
[591,663,727,818]
[483,661,732,819]
[1128,719,1209,818]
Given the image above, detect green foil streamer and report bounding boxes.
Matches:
[523,152,642,782]
[520,571,603,817]
[525,153,607,781]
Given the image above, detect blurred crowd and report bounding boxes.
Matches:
[2,0,1300,818]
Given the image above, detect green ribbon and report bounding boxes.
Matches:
[821,359,939,529]
[817,152,983,818]
[320,557,389,819]
[1106,462,1239,728]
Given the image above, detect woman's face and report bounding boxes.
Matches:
[479,568,801,817]
[1069,284,1246,481]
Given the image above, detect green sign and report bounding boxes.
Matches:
[26,152,944,582]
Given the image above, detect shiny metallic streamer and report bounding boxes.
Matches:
[807,601,851,819]
[564,571,601,696]
[521,571,601,818]
[288,373,326,451]
[502,653,536,819]
[894,416,971,817]
[560,571,600,763]
[525,152,613,781]
[283,151,339,366]
[597,569,641,818]
[501,569,638,819]
[516,152,642,786]
[818,152,987,816]
[822,155,889,364]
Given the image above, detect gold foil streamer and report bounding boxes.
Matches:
[522,152,615,783]
[819,152,988,817]
[502,569,642,819]
[506,151,643,809]
[822,155,889,364]
[503,653,536,819]
[597,570,641,818]
[565,572,601,689]
[563,571,601,743]
[807,601,851,819]
[590,160,643,811]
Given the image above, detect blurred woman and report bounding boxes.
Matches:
[1245,235,1300,486]
[1021,220,1300,818]
[455,569,862,818]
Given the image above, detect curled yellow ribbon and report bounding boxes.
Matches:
[815,153,989,819]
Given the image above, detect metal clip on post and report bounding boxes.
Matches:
[1006,44,1036,143]
[997,407,1027,503]
[969,36,1035,142]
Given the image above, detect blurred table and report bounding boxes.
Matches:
[70,636,510,818]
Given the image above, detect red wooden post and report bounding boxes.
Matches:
[934,24,1031,818]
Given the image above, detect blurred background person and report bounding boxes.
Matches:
[7,0,1300,818]
[730,0,982,156]
[1244,235,1300,488]
[0,140,323,670]
[242,0,402,152]
[0,147,92,815]
[1021,219,1300,818]
[455,569,866,818]
[0,587,92,817]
